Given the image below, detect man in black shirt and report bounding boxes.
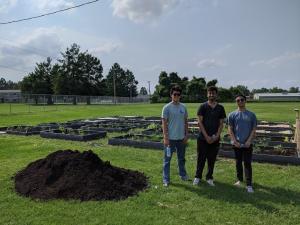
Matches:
[193,86,226,186]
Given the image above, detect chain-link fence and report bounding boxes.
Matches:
[0,93,150,105]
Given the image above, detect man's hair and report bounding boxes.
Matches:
[170,85,182,95]
[235,94,247,100]
[207,86,218,94]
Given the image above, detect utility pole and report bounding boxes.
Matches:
[113,74,116,104]
[147,81,151,96]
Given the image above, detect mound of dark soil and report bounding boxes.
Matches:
[14,150,148,201]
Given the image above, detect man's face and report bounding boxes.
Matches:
[236,96,246,107]
[207,91,217,101]
[171,91,181,102]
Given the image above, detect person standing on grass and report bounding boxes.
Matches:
[193,86,226,187]
[162,85,189,187]
[228,94,257,193]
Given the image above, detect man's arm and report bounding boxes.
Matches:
[228,125,240,148]
[245,128,256,148]
[198,115,213,144]
[162,118,169,146]
[183,117,189,144]
[214,119,224,142]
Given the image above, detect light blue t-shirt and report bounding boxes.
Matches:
[228,110,257,144]
[161,102,188,140]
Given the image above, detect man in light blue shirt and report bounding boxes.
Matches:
[228,94,257,193]
[161,85,189,187]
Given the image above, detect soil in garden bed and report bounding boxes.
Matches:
[14,150,148,201]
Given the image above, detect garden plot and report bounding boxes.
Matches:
[40,128,106,141]
[6,125,46,136]
[108,134,164,150]
[220,129,299,165]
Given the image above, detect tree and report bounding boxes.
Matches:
[139,87,148,95]
[289,86,299,93]
[186,76,206,102]
[21,57,55,104]
[206,79,218,87]
[105,63,138,97]
[269,87,287,93]
[53,43,104,98]
[229,85,250,97]
[0,77,20,90]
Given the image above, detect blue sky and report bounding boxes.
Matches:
[0,0,299,92]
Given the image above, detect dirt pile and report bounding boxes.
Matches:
[15,150,148,201]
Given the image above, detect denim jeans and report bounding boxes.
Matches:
[163,139,187,183]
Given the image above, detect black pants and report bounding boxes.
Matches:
[234,146,253,186]
[195,139,219,180]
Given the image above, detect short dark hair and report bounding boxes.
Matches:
[170,85,182,95]
[207,86,218,94]
[235,94,246,100]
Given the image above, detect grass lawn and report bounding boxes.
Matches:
[0,102,300,225]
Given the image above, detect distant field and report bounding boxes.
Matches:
[0,102,300,225]
[0,102,300,126]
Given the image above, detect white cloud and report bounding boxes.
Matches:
[89,42,122,55]
[197,58,226,69]
[0,0,17,13]
[29,0,74,11]
[111,0,180,23]
[250,52,300,68]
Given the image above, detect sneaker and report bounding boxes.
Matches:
[181,175,189,181]
[207,179,215,186]
[246,186,254,193]
[163,182,169,187]
[234,180,242,187]
[193,178,200,186]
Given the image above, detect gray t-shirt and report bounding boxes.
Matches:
[162,102,188,140]
[228,110,257,144]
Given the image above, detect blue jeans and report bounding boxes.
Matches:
[163,140,187,183]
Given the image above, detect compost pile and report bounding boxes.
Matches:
[14,150,148,201]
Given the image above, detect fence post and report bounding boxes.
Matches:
[295,109,300,157]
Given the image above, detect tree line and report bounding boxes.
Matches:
[0,43,298,104]
[150,71,299,103]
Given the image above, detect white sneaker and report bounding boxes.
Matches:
[246,186,254,193]
[234,180,242,187]
[207,179,215,186]
[163,182,169,187]
[193,178,200,185]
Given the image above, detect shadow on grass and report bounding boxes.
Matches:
[172,181,300,213]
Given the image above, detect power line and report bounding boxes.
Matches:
[0,0,100,25]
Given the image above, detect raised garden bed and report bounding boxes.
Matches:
[218,149,300,165]
[220,142,297,156]
[108,134,163,150]
[6,126,43,136]
[40,129,106,141]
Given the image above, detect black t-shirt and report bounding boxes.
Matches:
[197,102,226,139]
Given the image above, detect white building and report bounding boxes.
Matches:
[0,90,21,103]
[253,93,300,101]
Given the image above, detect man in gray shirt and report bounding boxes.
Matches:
[162,85,189,187]
[228,94,257,193]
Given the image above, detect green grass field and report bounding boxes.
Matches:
[0,102,300,225]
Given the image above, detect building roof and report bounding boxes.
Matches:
[254,93,300,97]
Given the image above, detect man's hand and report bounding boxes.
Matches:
[233,140,241,148]
[245,141,251,148]
[183,135,189,144]
[206,136,214,144]
[164,137,170,146]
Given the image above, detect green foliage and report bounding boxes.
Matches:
[106,63,138,97]
[139,87,148,95]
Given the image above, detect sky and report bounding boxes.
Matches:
[0,0,299,92]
